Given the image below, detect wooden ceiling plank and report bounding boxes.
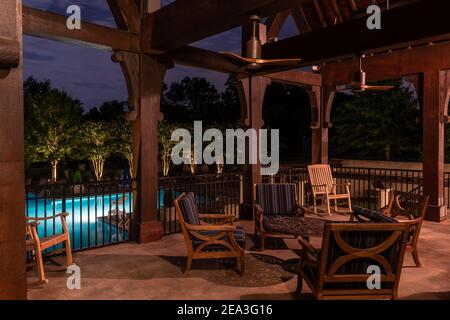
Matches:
[313,0,327,28]
[292,6,312,34]
[263,0,450,66]
[148,0,312,51]
[116,0,141,33]
[330,0,344,24]
[267,10,291,41]
[107,0,128,30]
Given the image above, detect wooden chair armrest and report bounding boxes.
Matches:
[295,203,307,216]
[311,183,327,188]
[27,221,40,227]
[185,223,237,232]
[254,203,263,213]
[27,212,69,221]
[378,205,389,214]
[333,182,351,186]
[298,237,319,266]
[399,217,421,226]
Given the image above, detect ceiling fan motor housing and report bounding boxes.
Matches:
[360,70,367,85]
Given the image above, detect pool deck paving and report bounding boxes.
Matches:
[27,214,450,300]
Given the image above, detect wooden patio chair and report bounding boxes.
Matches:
[353,191,429,267]
[253,183,306,251]
[297,222,410,300]
[26,212,73,285]
[307,164,352,214]
[174,192,245,275]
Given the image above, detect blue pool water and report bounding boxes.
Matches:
[26,193,134,251]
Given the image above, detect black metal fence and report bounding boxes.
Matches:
[25,180,133,252]
[25,165,449,253]
[157,173,244,235]
[266,166,429,210]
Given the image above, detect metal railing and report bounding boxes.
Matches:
[157,173,244,235]
[267,166,427,210]
[25,165,450,253]
[26,179,133,252]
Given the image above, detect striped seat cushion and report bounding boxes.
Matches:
[255,184,297,215]
[352,206,398,223]
[192,225,246,249]
[178,193,200,225]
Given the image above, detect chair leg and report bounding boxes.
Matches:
[65,239,73,267]
[411,245,422,267]
[259,233,265,252]
[334,199,338,212]
[296,273,303,293]
[326,196,331,215]
[347,195,352,213]
[312,197,317,214]
[35,247,47,284]
[185,256,193,275]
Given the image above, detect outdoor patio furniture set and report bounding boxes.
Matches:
[26,164,429,300]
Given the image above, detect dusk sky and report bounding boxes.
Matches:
[24,0,299,109]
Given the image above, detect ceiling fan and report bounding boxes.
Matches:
[219,15,301,71]
[350,54,395,92]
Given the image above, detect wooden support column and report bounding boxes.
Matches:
[113,45,170,244]
[133,55,169,242]
[422,70,448,222]
[308,86,335,164]
[131,55,171,242]
[236,76,271,219]
[0,0,26,299]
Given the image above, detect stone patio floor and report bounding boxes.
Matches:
[27,214,450,300]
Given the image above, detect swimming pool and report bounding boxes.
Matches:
[26,192,134,251]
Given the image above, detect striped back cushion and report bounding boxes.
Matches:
[255,184,296,215]
[178,193,200,225]
[327,225,402,276]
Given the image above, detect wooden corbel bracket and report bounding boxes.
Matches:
[0,37,20,69]
[112,51,140,122]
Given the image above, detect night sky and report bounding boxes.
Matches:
[24,0,298,109]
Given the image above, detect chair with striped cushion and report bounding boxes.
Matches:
[297,222,410,300]
[254,184,305,251]
[174,192,245,275]
[352,191,429,267]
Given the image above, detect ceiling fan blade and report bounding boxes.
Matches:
[258,58,301,66]
[219,52,250,64]
[220,52,301,66]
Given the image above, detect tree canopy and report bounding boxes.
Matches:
[24,76,83,181]
[331,80,422,161]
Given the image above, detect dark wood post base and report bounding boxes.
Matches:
[131,220,163,243]
[425,205,447,222]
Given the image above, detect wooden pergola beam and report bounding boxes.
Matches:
[23,6,141,53]
[266,69,322,86]
[263,0,450,66]
[148,0,312,51]
[23,6,246,74]
[322,41,450,86]
[266,10,291,42]
[107,0,141,33]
